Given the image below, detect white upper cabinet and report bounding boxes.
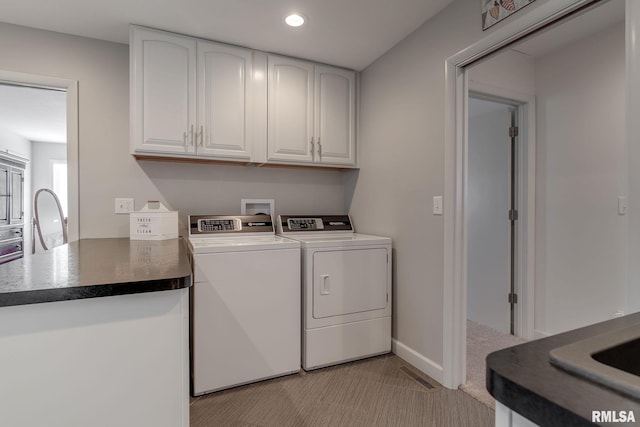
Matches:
[267,56,315,163]
[197,41,252,160]
[131,27,196,154]
[131,27,257,161]
[314,66,356,166]
[268,55,356,167]
[131,26,357,168]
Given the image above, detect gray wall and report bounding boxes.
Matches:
[534,23,626,335]
[347,0,559,376]
[0,22,345,239]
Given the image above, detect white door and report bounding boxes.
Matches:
[467,97,514,334]
[197,41,252,160]
[267,56,315,163]
[131,28,196,154]
[314,66,356,166]
[312,249,388,319]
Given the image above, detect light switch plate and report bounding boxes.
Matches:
[433,196,443,215]
[115,198,134,214]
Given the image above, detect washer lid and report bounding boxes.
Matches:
[286,233,391,249]
[189,235,300,254]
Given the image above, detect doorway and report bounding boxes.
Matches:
[0,70,79,254]
[443,0,627,389]
[0,83,68,254]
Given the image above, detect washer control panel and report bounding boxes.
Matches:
[198,218,241,232]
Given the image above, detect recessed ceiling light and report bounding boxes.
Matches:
[284,13,306,27]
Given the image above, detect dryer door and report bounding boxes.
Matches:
[312,248,388,319]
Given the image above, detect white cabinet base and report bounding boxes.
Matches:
[0,289,189,427]
[496,401,540,427]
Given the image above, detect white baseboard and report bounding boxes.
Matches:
[392,338,444,385]
[534,329,551,339]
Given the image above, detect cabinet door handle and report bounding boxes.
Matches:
[310,137,315,160]
[317,138,322,158]
[200,125,204,147]
[190,125,195,146]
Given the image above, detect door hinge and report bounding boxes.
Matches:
[509,209,519,221]
[509,126,519,138]
[508,293,518,304]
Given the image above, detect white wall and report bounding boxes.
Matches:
[534,23,626,335]
[0,126,31,255]
[31,141,66,194]
[469,49,536,96]
[0,22,345,239]
[466,100,512,334]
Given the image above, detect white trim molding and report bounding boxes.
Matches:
[442,0,599,389]
[392,339,444,385]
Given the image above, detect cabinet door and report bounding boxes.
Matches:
[267,56,314,163]
[315,66,356,166]
[0,166,8,226]
[131,27,197,154]
[9,169,23,224]
[197,41,252,160]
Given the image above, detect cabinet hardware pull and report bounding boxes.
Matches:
[200,125,204,147]
[190,125,195,146]
[317,138,322,158]
[183,131,188,146]
[310,137,315,160]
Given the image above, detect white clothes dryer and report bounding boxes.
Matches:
[189,215,300,395]
[277,215,392,370]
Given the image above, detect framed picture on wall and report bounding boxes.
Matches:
[482,0,537,30]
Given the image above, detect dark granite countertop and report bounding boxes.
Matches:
[487,313,640,426]
[0,238,192,307]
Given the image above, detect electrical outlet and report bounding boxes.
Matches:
[115,198,134,214]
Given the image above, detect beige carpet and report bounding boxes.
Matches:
[191,354,494,426]
[460,320,526,408]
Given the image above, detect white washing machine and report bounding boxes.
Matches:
[277,214,392,370]
[188,215,300,395]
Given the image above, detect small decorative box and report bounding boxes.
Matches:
[130,201,178,240]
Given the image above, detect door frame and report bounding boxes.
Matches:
[467,84,536,341]
[442,0,599,389]
[0,70,79,244]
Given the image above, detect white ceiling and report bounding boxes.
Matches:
[0,0,454,71]
[0,85,66,144]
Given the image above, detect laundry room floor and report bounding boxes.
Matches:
[190,354,494,427]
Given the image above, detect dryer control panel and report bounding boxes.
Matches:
[278,215,353,234]
[189,215,274,236]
